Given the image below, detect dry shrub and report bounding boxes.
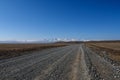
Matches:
[85,42,120,62]
[0,43,67,60]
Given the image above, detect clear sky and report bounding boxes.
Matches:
[0,0,120,41]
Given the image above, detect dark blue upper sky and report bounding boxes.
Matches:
[0,0,120,40]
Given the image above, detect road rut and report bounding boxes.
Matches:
[0,44,119,80]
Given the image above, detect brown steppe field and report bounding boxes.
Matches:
[0,41,119,80]
[85,41,120,63]
[0,43,67,60]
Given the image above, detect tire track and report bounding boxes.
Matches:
[82,44,120,80]
[0,46,72,80]
[0,44,117,80]
[80,45,91,80]
[34,46,77,80]
[70,46,81,80]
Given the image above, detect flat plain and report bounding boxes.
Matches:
[86,41,120,63]
[0,42,119,80]
[0,43,66,60]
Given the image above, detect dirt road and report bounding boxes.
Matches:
[0,44,119,80]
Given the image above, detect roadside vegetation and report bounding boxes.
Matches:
[0,43,67,60]
[85,41,120,66]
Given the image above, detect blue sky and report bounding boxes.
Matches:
[0,0,120,41]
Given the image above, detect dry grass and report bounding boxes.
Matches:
[89,42,120,50]
[0,43,67,60]
[85,42,120,62]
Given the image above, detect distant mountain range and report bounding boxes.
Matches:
[0,38,78,43]
[0,39,119,44]
[0,40,50,44]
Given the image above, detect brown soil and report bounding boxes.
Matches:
[0,43,67,60]
[85,42,120,62]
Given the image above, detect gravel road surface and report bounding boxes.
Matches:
[0,44,119,80]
